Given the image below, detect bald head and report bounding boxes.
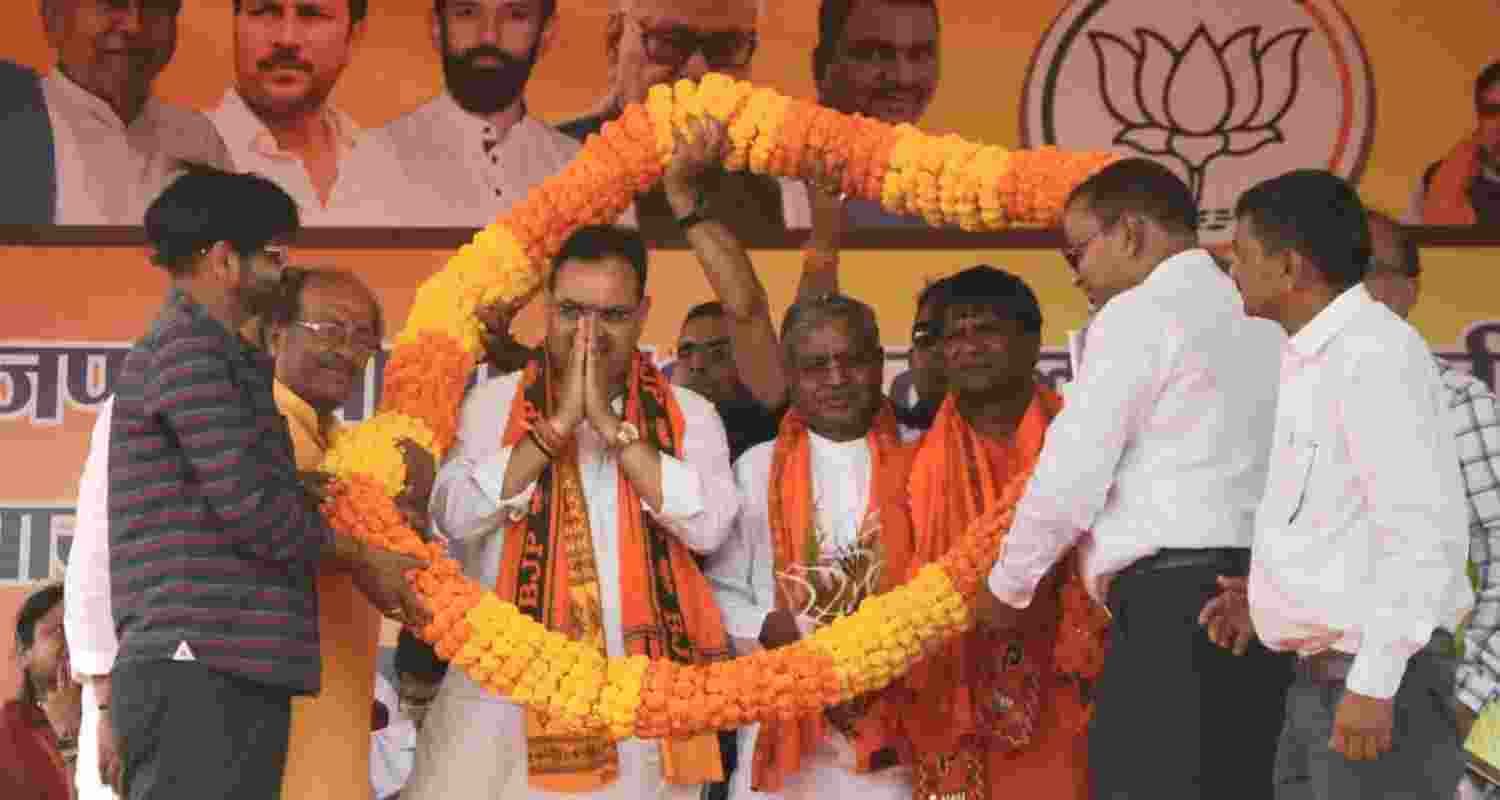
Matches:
[1362,210,1421,319]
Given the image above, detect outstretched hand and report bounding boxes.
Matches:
[664,116,728,210]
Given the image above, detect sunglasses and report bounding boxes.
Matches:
[630,16,757,70]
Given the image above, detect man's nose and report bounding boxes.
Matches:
[678,50,711,81]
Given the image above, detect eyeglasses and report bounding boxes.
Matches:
[1479,101,1500,119]
[630,15,757,70]
[677,338,731,362]
[910,322,942,351]
[556,300,637,325]
[294,320,383,354]
[1061,227,1107,270]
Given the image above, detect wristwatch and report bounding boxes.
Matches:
[612,421,642,451]
[675,188,712,230]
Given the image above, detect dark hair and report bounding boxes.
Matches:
[936,265,1042,334]
[395,629,448,682]
[1365,210,1421,278]
[259,267,386,348]
[779,292,882,360]
[145,165,299,277]
[1235,169,1372,291]
[435,0,555,20]
[1477,61,1500,108]
[813,0,939,82]
[683,301,726,326]
[234,0,367,24]
[548,225,649,301]
[14,583,63,706]
[1067,157,1198,238]
[915,273,954,315]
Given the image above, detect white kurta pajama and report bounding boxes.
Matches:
[404,372,738,800]
[707,434,912,800]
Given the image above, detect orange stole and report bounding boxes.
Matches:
[495,355,731,791]
[750,404,915,793]
[900,387,1090,800]
[1424,135,1483,225]
[275,384,382,800]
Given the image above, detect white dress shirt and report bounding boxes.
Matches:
[210,89,415,226]
[988,249,1285,606]
[709,433,911,800]
[65,399,116,800]
[42,70,229,224]
[405,370,736,800]
[1249,284,1473,699]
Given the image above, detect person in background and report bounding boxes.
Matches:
[1409,61,1500,225]
[37,0,229,224]
[1359,211,1500,800]
[559,0,798,239]
[783,0,940,228]
[107,167,428,800]
[212,0,408,224]
[372,0,605,228]
[887,274,953,433]
[1226,170,1471,799]
[709,294,912,800]
[1,583,77,800]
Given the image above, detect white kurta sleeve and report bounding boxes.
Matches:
[66,398,117,678]
[429,375,535,542]
[643,388,738,556]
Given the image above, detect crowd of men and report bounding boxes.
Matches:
[3,2,1500,800]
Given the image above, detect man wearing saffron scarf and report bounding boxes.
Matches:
[708,293,912,799]
[984,159,1293,800]
[1409,62,1500,226]
[410,224,739,800]
[896,264,1105,799]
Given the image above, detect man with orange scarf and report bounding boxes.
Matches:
[708,293,913,800]
[408,224,739,800]
[895,264,1107,800]
[1411,61,1500,226]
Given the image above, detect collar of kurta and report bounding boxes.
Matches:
[1289,282,1375,358]
[217,88,360,161]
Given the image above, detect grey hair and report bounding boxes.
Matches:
[779,293,882,361]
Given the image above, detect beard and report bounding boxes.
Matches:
[443,43,538,115]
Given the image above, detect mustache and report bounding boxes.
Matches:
[453,45,527,72]
[257,48,313,72]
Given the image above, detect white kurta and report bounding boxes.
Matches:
[406,372,737,800]
[708,434,912,800]
[64,400,116,800]
[42,71,229,224]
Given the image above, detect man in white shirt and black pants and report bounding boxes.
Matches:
[1226,170,1473,799]
[983,158,1295,799]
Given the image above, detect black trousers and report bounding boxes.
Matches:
[1089,562,1296,800]
[112,660,294,800]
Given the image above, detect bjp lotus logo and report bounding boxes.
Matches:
[1021,0,1374,243]
[1088,25,1309,203]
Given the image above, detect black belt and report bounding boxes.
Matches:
[1116,547,1250,582]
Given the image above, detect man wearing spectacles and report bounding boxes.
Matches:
[785,0,941,230]
[559,0,797,241]
[1410,61,1500,226]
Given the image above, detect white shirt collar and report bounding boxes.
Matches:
[46,67,159,133]
[216,87,360,161]
[1289,283,1374,358]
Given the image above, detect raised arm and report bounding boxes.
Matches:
[664,117,787,411]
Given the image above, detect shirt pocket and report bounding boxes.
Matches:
[1284,439,1319,525]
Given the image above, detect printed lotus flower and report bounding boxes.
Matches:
[1089,24,1310,202]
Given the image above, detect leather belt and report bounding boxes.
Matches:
[1115,547,1250,582]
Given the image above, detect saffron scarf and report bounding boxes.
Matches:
[1424,134,1483,225]
[751,403,914,792]
[900,387,1092,798]
[497,353,732,792]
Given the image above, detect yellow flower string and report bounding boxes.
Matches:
[314,74,1117,741]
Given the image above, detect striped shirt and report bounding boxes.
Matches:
[108,288,331,693]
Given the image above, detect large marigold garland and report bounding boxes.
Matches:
[316,73,1116,740]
